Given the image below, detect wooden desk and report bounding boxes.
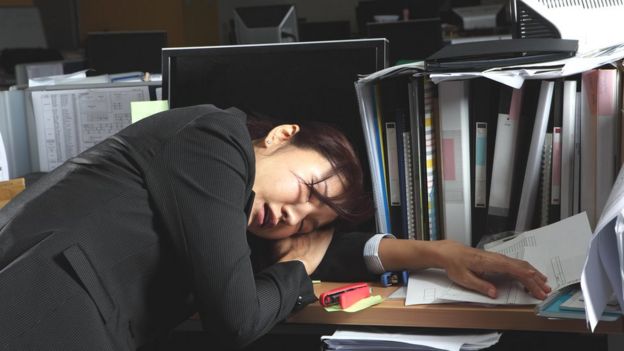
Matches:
[287,282,624,334]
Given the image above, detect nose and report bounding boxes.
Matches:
[281,203,313,227]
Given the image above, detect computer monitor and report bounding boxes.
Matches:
[162,40,388,229]
[367,18,443,64]
[86,31,167,74]
[233,5,299,44]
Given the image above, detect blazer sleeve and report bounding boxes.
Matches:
[152,112,314,349]
[311,231,378,282]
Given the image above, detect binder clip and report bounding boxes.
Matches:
[380,270,409,287]
[319,282,371,309]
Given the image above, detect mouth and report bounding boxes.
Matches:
[261,203,274,228]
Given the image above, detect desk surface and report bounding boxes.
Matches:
[286,282,624,334]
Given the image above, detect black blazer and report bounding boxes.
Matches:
[0,105,375,350]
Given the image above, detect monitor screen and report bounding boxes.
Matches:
[162,39,388,230]
[86,31,167,74]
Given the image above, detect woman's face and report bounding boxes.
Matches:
[248,125,343,240]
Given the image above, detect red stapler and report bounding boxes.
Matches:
[318,282,371,309]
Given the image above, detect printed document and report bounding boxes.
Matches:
[581,165,624,331]
[31,86,150,171]
[406,213,592,305]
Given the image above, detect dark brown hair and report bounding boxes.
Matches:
[247,113,373,228]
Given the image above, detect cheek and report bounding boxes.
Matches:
[269,177,301,201]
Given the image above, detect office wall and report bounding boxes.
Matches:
[0,0,33,5]
[77,0,219,48]
[219,0,359,44]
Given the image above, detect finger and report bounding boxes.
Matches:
[456,271,498,299]
[468,251,552,299]
[519,271,551,300]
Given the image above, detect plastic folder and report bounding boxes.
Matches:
[425,38,578,72]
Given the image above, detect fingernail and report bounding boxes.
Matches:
[488,288,497,298]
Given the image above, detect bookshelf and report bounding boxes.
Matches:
[356,54,624,246]
[355,45,624,332]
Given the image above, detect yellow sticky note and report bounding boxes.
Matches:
[131,100,169,123]
[323,295,384,313]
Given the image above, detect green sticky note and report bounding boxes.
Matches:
[131,100,169,123]
[324,295,384,313]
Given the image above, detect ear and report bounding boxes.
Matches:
[262,124,300,149]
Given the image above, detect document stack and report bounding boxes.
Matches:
[322,329,501,351]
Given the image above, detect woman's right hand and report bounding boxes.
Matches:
[433,240,551,299]
[272,228,334,275]
[379,238,551,300]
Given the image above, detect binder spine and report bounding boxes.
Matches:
[355,82,391,233]
[424,80,439,240]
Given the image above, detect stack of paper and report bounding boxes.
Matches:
[581,165,624,331]
[406,213,592,306]
[322,329,501,351]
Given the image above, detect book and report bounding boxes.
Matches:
[468,78,500,245]
[549,80,563,224]
[560,79,577,219]
[540,133,553,227]
[395,108,416,239]
[536,284,621,321]
[573,80,582,215]
[579,68,619,229]
[355,82,392,233]
[376,77,413,238]
[423,79,440,240]
[515,80,555,232]
[487,86,524,234]
[407,77,428,240]
[594,69,618,222]
[384,121,400,207]
[437,80,472,246]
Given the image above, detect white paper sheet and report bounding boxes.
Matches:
[406,213,592,306]
[322,329,501,351]
[30,86,150,171]
[581,165,624,331]
[29,70,110,87]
